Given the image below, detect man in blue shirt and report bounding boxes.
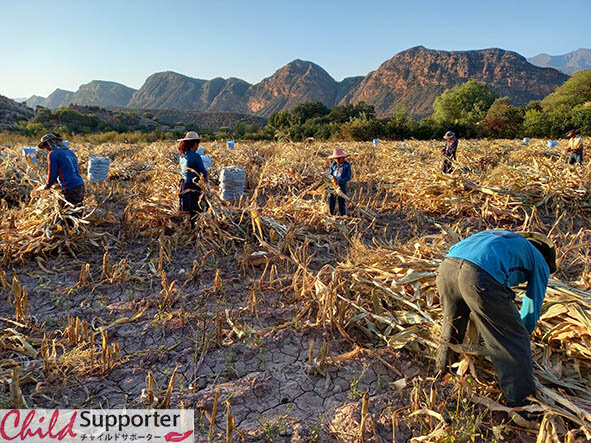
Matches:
[441,131,458,174]
[37,133,85,209]
[436,230,556,408]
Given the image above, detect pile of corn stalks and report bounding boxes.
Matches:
[0,148,116,265]
[294,231,591,439]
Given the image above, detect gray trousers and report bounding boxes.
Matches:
[436,257,535,406]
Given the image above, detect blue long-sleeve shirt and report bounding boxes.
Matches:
[45,148,84,191]
[447,230,550,334]
[328,161,352,193]
[443,138,458,158]
[180,151,208,184]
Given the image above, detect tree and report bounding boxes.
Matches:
[571,103,591,135]
[268,110,290,130]
[351,101,376,120]
[328,104,357,123]
[328,102,376,123]
[33,106,54,124]
[522,109,551,138]
[432,80,498,127]
[542,70,591,110]
[386,105,415,139]
[522,100,543,113]
[233,121,246,138]
[339,116,385,141]
[288,101,330,126]
[546,105,573,138]
[481,98,524,138]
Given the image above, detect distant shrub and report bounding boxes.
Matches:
[481,98,524,138]
[385,105,415,139]
[339,116,385,141]
[522,109,551,138]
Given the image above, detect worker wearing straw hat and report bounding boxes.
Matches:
[327,147,352,216]
[36,133,85,213]
[178,131,208,227]
[441,131,458,174]
[566,129,583,165]
[436,230,556,409]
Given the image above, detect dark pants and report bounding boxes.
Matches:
[62,184,85,218]
[63,184,85,205]
[328,193,346,216]
[436,257,535,406]
[179,179,207,228]
[568,151,583,165]
[442,154,455,173]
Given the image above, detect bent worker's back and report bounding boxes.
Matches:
[46,148,84,191]
[446,229,549,333]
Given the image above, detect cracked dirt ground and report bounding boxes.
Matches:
[0,231,446,443]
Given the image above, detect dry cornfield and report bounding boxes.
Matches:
[0,136,590,442]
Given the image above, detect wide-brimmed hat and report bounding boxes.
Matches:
[566,129,579,138]
[177,131,201,142]
[518,231,557,274]
[38,133,62,148]
[443,131,456,139]
[328,148,350,159]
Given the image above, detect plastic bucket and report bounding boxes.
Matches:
[226,141,235,150]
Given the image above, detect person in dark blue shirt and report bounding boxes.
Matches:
[177,132,208,227]
[441,131,458,174]
[38,133,85,209]
[327,148,352,216]
[436,230,556,408]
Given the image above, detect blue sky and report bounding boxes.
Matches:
[1,0,589,98]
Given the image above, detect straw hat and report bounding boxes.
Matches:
[328,148,350,159]
[38,133,62,148]
[443,131,456,140]
[177,131,201,142]
[566,129,579,138]
[517,231,557,273]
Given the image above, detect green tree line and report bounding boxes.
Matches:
[264,72,591,141]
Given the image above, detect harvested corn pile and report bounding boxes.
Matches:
[0,137,590,441]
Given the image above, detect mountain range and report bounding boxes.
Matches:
[528,49,591,75]
[0,94,34,129]
[21,46,577,119]
[27,81,136,110]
